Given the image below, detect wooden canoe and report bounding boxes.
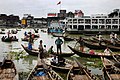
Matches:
[63,36,74,41]
[68,45,113,58]
[0,58,18,80]
[113,55,120,63]
[52,33,64,37]
[101,57,120,80]
[21,44,74,57]
[83,39,120,51]
[21,44,39,56]
[44,58,75,73]
[21,38,29,41]
[26,59,64,80]
[1,36,18,42]
[92,37,120,47]
[67,57,97,80]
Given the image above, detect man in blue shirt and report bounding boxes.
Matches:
[55,37,63,54]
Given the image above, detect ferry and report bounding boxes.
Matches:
[66,9,120,34]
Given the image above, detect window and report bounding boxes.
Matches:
[73,25,77,29]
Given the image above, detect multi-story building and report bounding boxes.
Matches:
[0,14,20,27]
[66,9,120,34]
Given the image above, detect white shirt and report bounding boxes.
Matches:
[110,34,113,39]
[114,34,117,39]
[98,35,102,40]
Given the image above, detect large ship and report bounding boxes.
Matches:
[66,9,120,34]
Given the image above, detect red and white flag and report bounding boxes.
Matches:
[57,1,61,5]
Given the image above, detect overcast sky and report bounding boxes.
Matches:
[0,0,120,18]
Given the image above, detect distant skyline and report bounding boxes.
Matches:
[0,0,120,18]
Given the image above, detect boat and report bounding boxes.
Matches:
[67,57,97,80]
[66,9,120,34]
[92,37,120,47]
[11,30,17,34]
[112,55,120,63]
[0,58,18,80]
[1,36,18,42]
[83,39,120,51]
[21,44,74,57]
[26,58,64,80]
[44,57,75,73]
[101,57,120,80]
[34,28,39,33]
[21,44,39,56]
[34,34,40,38]
[52,33,64,37]
[68,45,113,58]
[21,38,29,42]
[63,36,74,41]
[0,31,5,34]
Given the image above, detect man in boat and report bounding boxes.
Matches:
[51,55,58,66]
[110,32,116,45]
[7,30,11,38]
[28,32,34,43]
[28,41,32,50]
[114,33,119,41]
[43,45,48,58]
[77,37,84,52]
[24,31,28,37]
[55,37,63,54]
[38,40,44,59]
[48,46,54,56]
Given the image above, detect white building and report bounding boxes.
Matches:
[66,9,120,34]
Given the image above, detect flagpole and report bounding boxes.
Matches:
[60,2,61,10]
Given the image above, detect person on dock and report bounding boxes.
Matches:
[38,40,44,59]
[77,37,84,52]
[55,37,63,54]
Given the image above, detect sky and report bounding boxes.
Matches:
[0,0,120,18]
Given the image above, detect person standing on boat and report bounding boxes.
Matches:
[38,40,44,59]
[114,33,118,41]
[7,30,11,38]
[28,31,33,43]
[110,33,116,45]
[43,45,48,58]
[28,41,32,50]
[77,37,84,52]
[24,31,28,38]
[55,37,63,54]
[98,34,102,45]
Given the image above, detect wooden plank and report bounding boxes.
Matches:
[73,75,90,80]
[110,74,120,80]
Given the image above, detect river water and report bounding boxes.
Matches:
[0,28,104,80]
